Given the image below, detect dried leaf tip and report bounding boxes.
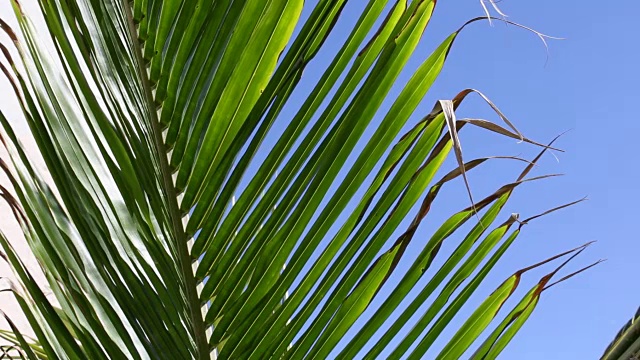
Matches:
[0,18,18,43]
[480,0,508,26]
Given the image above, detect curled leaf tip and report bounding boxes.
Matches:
[480,0,508,26]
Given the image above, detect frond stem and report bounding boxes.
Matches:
[120,2,209,358]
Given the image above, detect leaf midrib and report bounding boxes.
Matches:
[121,1,209,358]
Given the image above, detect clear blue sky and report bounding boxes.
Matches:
[426,1,639,358]
[285,0,639,358]
[431,1,635,358]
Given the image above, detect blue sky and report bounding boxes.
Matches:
[282,0,639,358]
[426,1,639,358]
[395,1,638,358]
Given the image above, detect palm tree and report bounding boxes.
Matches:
[0,0,598,359]
[601,306,640,360]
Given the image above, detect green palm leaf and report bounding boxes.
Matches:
[0,0,596,359]
[601,306,640,360]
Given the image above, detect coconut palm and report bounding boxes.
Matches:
[0,0,597,359]
[601,306,640,360]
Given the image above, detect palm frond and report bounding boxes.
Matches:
[602,306,640,360]
[0,0,595,359]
